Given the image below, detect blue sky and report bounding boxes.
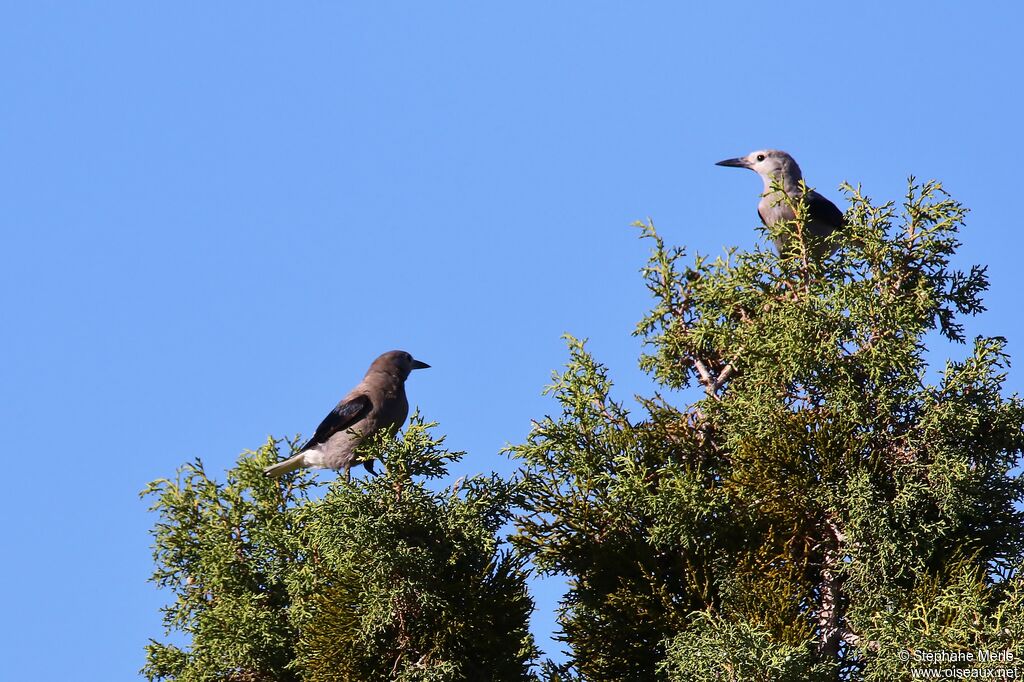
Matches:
[2,3,1022,679]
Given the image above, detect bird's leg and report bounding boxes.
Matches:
[345,467,352,483]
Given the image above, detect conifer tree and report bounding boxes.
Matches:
[512,181,1024,680]
[143,179,1024,681]
[142,418,536,681]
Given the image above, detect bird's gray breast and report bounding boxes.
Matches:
[758,193,795,227]
[759,191,839,256]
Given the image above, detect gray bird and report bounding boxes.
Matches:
[263,350,430,479]
[716,149,844,256]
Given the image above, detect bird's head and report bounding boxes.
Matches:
[716,149,802,184]
[369,350,431,380]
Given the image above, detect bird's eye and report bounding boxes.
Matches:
[756,154,765,162]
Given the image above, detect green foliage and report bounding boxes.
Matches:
[142,417,536,681]
[857,558,1024,681]
[141,438,315,681]
[145,178,1024,681]
[292,421,537,681]
[511,180,1024,679]
[659,612,834,681]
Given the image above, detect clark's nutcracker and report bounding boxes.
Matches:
[716,149,844,256]
[263,350,430,479]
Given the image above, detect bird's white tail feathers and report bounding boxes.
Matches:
[263,453,306,478]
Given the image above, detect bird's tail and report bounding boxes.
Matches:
[263,452,306,478]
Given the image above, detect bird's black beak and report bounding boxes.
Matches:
[411,359,431,370]
[715,157,750,168]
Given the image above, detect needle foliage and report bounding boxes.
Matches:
[511,180,1024,680]
[142,417,536,681]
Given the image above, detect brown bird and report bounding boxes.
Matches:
[263,350,430,479]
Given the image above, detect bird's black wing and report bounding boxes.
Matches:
[299,394,373,451]
[805,191,845,228]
